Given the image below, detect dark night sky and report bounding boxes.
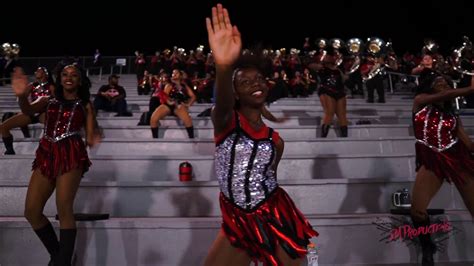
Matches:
[1,0,474,57]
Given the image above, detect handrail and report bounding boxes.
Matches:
[85,66,103,81]
[385,71,420,94]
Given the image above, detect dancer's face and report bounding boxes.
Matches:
[171,69,182,81]
[234,68,268,108]
[35,68,47,81]
[61,66,81,91]
[432,76,451,93]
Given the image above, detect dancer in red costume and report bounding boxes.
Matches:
[1,67,55,154]
[150,69,196,139]
[411,69,474,266]
[12,65,100,266]
[204,4,317,266]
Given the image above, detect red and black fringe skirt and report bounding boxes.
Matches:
[416,141,474,185]
[33,136,91,180]
[219,187,318,266]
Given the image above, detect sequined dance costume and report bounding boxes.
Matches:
[414,105,474,184]
[29,82,54,123]
[215,112,318,265]
[317,67,345,100]
[30,82,53,102]
[33,99,91,180]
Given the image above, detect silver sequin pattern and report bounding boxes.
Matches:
[417,105,458,152]
[43,99,83,142]
[215,133,277,210]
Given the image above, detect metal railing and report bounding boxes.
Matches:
[85,67,104,81]
[385,71,468,110]
[0,77,10,86]
[12,56,138,76]
[385,71,419,94]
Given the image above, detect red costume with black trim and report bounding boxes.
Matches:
[414,105,474,184]
[33,99,91,179]
[215,112,317,265]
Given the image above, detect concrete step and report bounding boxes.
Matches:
[0,178,468,216]
[0,96,413,106]
[0,100,411,111]
[94,115,397,127]
[92,114,474,127]
[0,153,417,182]
[0,96,411,111]
[10,122,474,139]
[0,105,416,116]
[10,124,420,139]
[3,136,417,156]
[1,212,472,265]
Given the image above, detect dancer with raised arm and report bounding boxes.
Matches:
[12,65,100,266]
[204,4,317,266]
[411,69,474,265]
[1,67,54,154]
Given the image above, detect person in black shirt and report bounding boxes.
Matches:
[93,74,132,116]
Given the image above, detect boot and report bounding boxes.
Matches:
[21,125,31,138]
[320,124,330,138]
[34,222,59,265]
[2,135,15,155]
[58,229,77,266]
[340,126,348,137]
[151,127,158,138]
[185,126,194,139]
[412,217,436,266]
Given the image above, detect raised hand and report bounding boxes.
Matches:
[206,4,241,66]
[11,68,30,97]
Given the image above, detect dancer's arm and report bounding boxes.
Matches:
[414,76,474,109]
[206,4,242,134]
[184,85,196,107]
[85,101,101,148]
[12,68,48,116]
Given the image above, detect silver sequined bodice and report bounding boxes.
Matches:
[215,130,278,211]
[43,99,85,142]
[413,105,458,152]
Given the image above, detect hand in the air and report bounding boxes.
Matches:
[206,4,242,66]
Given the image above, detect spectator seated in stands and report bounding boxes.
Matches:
[93,74,132,116]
